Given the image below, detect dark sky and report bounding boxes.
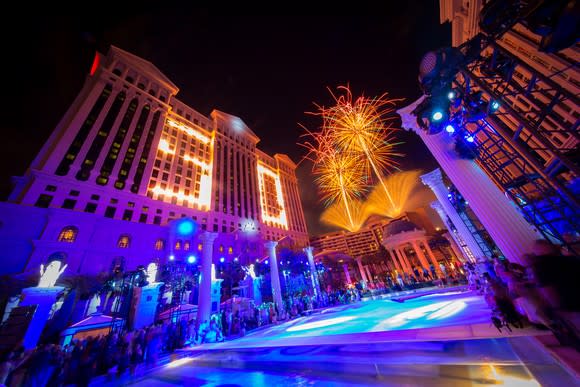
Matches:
[1,4,450,236]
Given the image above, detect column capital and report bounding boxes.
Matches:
[199,231,218,244]
[264,240,278,250]
[396,96,426,134]
[430,200,444,212]
[420,168,445,190]
[303,246,314,255]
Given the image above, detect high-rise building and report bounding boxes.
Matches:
[438,0,579,251]
[1,46,308,275]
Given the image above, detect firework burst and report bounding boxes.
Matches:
[317,86,403,208]
[320,199,369,233]
[299,85,403,232]
[365,170,421,218]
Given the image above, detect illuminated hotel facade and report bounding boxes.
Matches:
[1,46,308,275]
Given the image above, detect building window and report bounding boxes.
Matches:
[85,202,97,213]
[219,245,224,253]
[175,240,182,250]
[91,194,100,201]
[58,226,78,243]
[228,247,233,255]
[105,206,116,218]
[153,216,162,225]
[35,194,53,208]
[111,256,125,273]
[45,185,57,192]
[139,213,147,223]
[184,241,190,251]
[69,190,80,196]
[117,235,130,248]
[198,243,202,251]
[62,199,76,210]
[122,209,133,221]
[155,239,165,250]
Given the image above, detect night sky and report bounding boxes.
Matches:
[1,4,450,236]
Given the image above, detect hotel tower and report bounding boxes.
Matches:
[1,46,308,275]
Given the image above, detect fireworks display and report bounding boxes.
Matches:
[365,170,421,219]
[300,85,404,232]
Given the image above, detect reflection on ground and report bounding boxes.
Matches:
[113,290,576,386]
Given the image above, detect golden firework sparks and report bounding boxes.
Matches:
[365,170,421,219]
[318,86,403,208]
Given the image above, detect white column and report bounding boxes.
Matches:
[395,248,410,274]
[342,263,352,285]
[421,239,442,275]
[356,258,368,282]
[197,231,218,328]
[365,266,373,282]
[422,171,485,262]
[387,249,403,273]
[399,99,540,264]
[399,247,414,273]
[411,241,431,272]
[304,247,321,298]
[265,241,284,312]
[431,201,473,262]
[443,232,464,262]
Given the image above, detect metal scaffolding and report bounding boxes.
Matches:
[450,37,579,254]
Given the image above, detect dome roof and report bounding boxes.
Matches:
[384,220,422,237]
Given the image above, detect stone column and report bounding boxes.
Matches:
[197,232,218,329]
[399,99,540,264]
[342,263,352,285]
[431,201,474,262]
[387,249,403,273]
[304,246,321,298]
[395,248,410,274]
[421,171,485,262]
[421,239,442,276]
[411,241,431,272]
[399,247,413,273]
[365,265,373,281]
[265,241,284,312]
[443,232,464,262]
[356,258,368,282]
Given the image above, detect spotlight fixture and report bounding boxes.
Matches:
[187,255,196,264]
[432,111,444,121]
[445,124,456,133]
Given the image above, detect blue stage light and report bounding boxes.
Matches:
[187,255,196,264]
[491,100,500,111]
[445,124,455,133]
[431,111,444,121]
[169,254,175,261]
[176,219,196,236]
[465,135,474,143]
[265,260,269,265]
[220,257,225,263]
[447,91,455,100]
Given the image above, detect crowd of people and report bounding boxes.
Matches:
[0,319,188,386]
[472,240,580,346]
[2,239,577,385]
